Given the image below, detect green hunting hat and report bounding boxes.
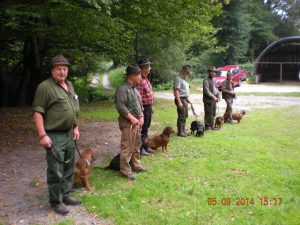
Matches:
[138,58,152,67]
[124,64,141,75]
[51,54,70,66]
[182,64,192,73]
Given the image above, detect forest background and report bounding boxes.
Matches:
[0,0,299,106]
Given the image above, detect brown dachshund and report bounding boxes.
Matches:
[223,110,246,123]
[214,116,224,129]
[73,149,95,192]
[144,126,174,153]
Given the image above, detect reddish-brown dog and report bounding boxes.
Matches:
[144,126,174,153]
[214,116,224,129]
[223,110,246,123]
[73,149,95,192]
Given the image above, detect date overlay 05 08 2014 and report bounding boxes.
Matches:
[207,197,283,206]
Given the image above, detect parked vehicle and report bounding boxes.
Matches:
[214,65,248,91]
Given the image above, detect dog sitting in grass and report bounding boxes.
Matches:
[144,126,174,153]
[190,121,205,136]
[73,149,95,192]
[214,116,224,129]
[224,110,246,123]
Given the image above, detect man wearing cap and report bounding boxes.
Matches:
[115,64,148,180]
[136,58,155,156]
[173,65,192,137]
[203,67,221,130]
[222,71,236,123]
[32,54,81,216]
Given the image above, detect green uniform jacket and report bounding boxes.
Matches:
[115,81,143,118]
[203,76,219,103]
[32,77,80,131]
[222,80,235,100]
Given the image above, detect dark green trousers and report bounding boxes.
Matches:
[225,98,233,121]
[204,101,216,126]
[46,130,75,204]
[175,97,188,127]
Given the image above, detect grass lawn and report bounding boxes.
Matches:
[77,99,299,225]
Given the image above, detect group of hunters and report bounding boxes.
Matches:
[32,54,236,216]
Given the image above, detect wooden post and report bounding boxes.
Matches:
[280,63,282,83]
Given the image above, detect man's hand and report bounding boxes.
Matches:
[40,135,52,148]
[73,126,80,140]
[213,96,218,102]
[138,117,144,128]
[178,101,183,109]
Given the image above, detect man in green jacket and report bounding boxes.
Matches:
[32,54,81,216]
[203,67,221,130]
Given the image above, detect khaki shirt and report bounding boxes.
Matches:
[115,81,143,119]
[203,76,219,103]
[173,75,190,97]
[32,77,79,131]
[222,79,235,100]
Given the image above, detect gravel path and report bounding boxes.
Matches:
[155,82,300,113]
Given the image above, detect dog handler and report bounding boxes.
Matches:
[115,64,148,180]
[136,58,155,156]
[32,54,81,216]
[173,65,192,137]
[222,71,236,123]
[203,67,221,130]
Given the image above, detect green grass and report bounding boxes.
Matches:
[52,219,74,225]
[78,99,300,225]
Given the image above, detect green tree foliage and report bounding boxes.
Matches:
[0,0,221,106]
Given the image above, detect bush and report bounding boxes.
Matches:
[109,67,126,88]
[154,81,173,91]
[72,76,109,104]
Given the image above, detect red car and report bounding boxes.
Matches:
[214,65,248,91]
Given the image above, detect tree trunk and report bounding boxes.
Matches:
[15,35,41,106]
[0,63,10,107]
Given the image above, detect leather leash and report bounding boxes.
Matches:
[190,103,199,118]
[74,140,84,161]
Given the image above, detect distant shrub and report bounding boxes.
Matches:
[109,67,126,88]
[154,81,173,91]
[72,76,109,104]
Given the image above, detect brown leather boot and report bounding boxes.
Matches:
[51,202,69,216]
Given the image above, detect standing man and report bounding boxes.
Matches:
[136,58,155,156]
[203,67,221,130]
[32,54,81,216]
[173,65,192,137]
[115,64,148,180]
[222,71,236,123]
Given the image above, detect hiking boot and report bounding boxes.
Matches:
[124,173,136,180]
[177,132,187,137]
[134,168,149,173]
[63,197,82,206]
[140,148,150,156]
[145,146,155,153]
[182,124,191,136]
[51,202,69,216]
